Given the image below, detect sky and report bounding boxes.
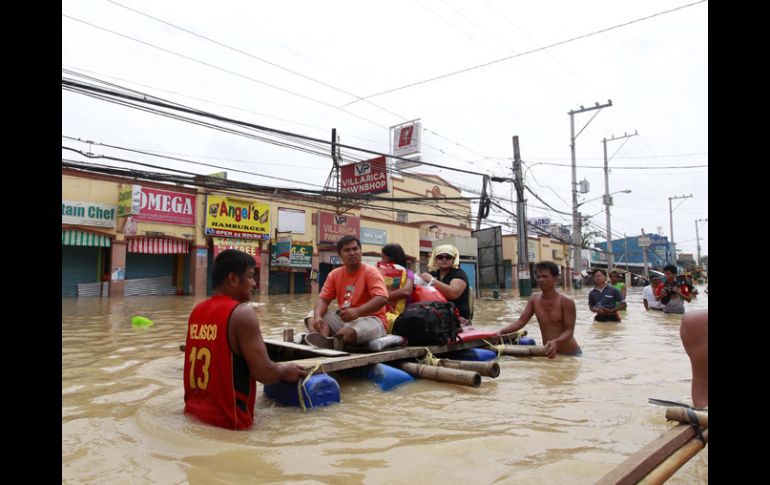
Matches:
[61,0,708,259]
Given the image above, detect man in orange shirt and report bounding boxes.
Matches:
[306,235,389,347]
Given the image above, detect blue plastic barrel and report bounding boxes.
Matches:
[518,336,536,346]
[367,363,414,391]
[263,374,340,409]
[447,348,498,361]
[343,363,414,391]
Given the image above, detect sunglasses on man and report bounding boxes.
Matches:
[436,254,453,261]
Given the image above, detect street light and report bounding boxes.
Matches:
[577,189,631,208]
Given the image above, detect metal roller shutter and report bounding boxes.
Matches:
[62,246,99,297]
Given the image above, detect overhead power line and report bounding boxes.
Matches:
[343,1,707,104]
[62,75,490,178]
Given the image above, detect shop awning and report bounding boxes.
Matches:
[62,229,111,247]
[128,237,190,254]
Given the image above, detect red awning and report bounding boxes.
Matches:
[128,237,190,254]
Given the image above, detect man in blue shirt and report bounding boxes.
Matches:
[588,269,626,322]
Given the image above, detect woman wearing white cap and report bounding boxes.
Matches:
[420,244,471,321]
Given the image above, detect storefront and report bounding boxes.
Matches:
[61,229,112,297]
[203,194,271,295]
[117,185,197,296]
[124,237,190,296]
[207,237,262,295]
[62,199,117,297]
[269,239,313,294]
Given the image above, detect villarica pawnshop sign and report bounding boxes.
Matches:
[340,156,390,195]
[205,195,270,240]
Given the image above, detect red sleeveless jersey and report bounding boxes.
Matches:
[184,295,256,429]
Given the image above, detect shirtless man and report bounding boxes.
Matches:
[496,261,581,358]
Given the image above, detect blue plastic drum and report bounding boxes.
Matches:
[447,347,498,361]
[263,373,340,409]
[518,336,536,346]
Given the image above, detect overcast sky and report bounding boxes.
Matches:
[62,0,708,258]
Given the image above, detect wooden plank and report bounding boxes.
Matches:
[638,429,708,485]
[264,339,349,357]
[283,347,427,372]
[280,333,517,373]
[595,424,699,485]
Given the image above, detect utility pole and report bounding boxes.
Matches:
[641,229,650,278]
[623,233,629,271]
[475,176,488,231]
[668,194,693,265]
[602,131,637,269]
[695,218,708,267]
[570,100,612,288]
[326,128,342,211]
[513,136,531,296]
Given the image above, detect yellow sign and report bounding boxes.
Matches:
[117,184,140,217]
[205,195,271,240]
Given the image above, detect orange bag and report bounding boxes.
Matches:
[411,283,447,303]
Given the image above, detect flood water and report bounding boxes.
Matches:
[62,285,708,484]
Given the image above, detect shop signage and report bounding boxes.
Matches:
[120,185,195,225]
[278,207,306,233]
[318,211,360,245]
[391,120,422,157]
[212,237,260,267]
[62,200,116,228]
[271,239,292,268]
[290,241,313,268]
[340,156,390,195]
[361,227,387,245]
[117,185,141,217]
[205,195,270,240]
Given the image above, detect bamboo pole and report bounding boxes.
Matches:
[437,358,500,378]
[393,361,482,388]
[665,407,708,428]
[596,424,702,485]
[638,428,708,485]
[490,345,549,356]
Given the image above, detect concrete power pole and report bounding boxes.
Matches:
[513,136,531,296]
[570,100,612,288]
[602,131,637,269]
[668,194,693,265]
[695,218,708,266]
[641,229,650,278]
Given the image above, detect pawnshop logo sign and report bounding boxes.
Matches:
[340,156,390,195]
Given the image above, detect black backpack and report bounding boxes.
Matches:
[391,301,461,346]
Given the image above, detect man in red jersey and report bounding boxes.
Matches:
[184,249,306,430]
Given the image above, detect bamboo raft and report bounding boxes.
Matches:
[263,331,546,388]
[597,406,708,484]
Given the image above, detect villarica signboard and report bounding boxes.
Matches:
[205,194,271,240]
[318,211,360,245]
[340,156,390,195]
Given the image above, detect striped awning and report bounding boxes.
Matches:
[128,237,190,254]
[62,229,112,247]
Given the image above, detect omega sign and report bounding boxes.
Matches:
[340,156,390,195]
[134,187,196,226]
